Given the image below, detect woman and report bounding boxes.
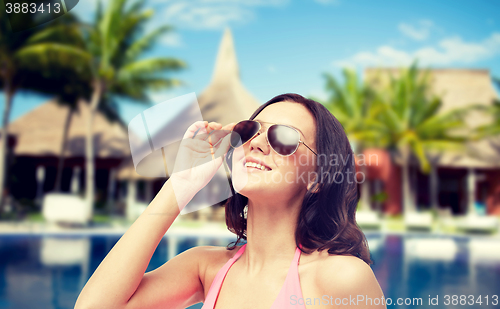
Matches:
[75,93,386,309]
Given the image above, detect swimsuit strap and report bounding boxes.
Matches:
[293,244,303,265]
[269,245,305,309]
[201,244,247,309]
[202,243,306,309]
[232,243,247,261]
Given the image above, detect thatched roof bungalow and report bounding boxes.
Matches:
[6,99,129,203]
[363,68,500,215]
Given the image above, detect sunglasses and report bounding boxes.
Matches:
[229,120,317,157]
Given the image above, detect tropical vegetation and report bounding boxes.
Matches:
[0,0,185,216]
[320,63,473,215]
[320,68,386,211]
[0,7,93,212]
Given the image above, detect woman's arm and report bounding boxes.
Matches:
[74,121,234,309]
[74,179,198,309]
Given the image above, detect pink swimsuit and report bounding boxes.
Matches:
[201,243,307,309]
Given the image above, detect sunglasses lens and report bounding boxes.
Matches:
[230,120,260,148]
[268,125,300,156]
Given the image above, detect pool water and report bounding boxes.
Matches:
[0,233,499,309]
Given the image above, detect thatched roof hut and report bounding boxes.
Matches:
[197,27,261,125]
[8,99,129,158]
[364,68,500,168]
[3,99,130,200]
[117,27,261,181]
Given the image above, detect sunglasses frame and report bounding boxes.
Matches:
[230,120,318,157]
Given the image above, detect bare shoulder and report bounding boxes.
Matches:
[191,244,242,265]
[303,249,385,308]
[315,253,375,287]
[190,245,244,292]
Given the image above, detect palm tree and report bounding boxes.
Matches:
[5,0,185,214]
[0,6,89,209]
[320,69,387,211]
[373,63,470,214]
[79,0,185,213]
[16,15,93,193]
[29,0,183,211]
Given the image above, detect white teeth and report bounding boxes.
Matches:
[244,161,271,171]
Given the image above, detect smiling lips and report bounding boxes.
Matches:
[244,161,272,171]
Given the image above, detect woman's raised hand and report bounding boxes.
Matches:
[169,121,236,211]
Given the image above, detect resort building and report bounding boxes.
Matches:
[2,27,260,221]
[363,69,500,216]
[7,100,129,211]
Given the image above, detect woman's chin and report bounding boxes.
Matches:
[234,176,275,196]
[237,185,270,199]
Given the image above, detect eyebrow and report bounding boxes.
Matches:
[254,119,307,138]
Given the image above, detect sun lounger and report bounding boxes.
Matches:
[456,214,498,233]
[356,210,382,230]
[42,193,92,226]
[404,212,433,231]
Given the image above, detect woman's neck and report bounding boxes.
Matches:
[239,196,303,275]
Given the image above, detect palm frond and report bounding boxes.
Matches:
[27,23,85,48]
[423,138,467,149]
[124,25,174,62]
[14,43,91,75]
[410,137,430,173]
[99,0,128,69]
[119,58,186,78]
[473,123,500,139]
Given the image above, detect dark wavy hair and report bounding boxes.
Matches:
[222,93,372,265]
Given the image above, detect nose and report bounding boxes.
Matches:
[248,130,270,155]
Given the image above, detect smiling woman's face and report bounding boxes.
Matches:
[231,101,317,201]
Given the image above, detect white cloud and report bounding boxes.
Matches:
[334,32,500,68]
[158,0,289,30]
[75,0,288,31]
[160,32,183,47]
[398,20,434,41]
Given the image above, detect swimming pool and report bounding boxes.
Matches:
[0,233,498,309]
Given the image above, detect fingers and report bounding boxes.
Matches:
[206,122,217,153]
[183,121,235,146]
[206,122,236,134]
[183,121,208,140]
[207,122,222,131]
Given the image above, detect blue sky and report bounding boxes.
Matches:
[2,0,500,124]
